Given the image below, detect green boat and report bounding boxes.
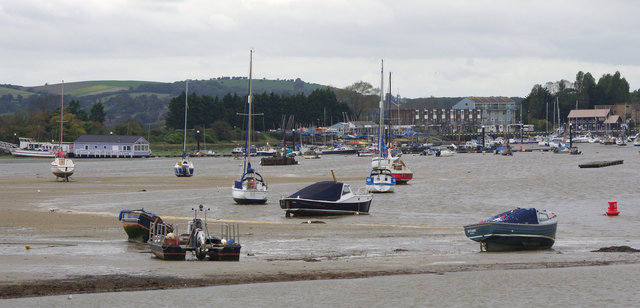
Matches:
[464,208,558,252]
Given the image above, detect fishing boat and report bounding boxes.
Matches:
[118,208,173,243]
[174,81,194,177]
[232,50,268,204]
[388,155,412,184]
[464,207,558,252]
[148,205,241,261]
[11,137,57,158]
[366,60,395,193]
[280,172,372,217]
[50,81,76,182]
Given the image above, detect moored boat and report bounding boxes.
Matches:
[174,80,194,177]
[148,205,241,261]
[10,138,58,158]
[232,50,268,204]
[280,179,372,217]
[118,208,173,243]
[50,80,75,181]
[388,156,413,184]
[464,208,558,252]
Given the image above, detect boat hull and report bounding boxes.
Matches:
[391,172,412,184]
[12,150,56,158]
[119,210,173,243]
[232,187,268,204]
[464,222,557,251]
[149,241,186,260]
[207,245,242,261]
[280,198,371,216]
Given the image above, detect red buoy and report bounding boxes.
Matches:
[605,201,620,216]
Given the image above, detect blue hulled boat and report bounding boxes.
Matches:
[464,208,558,251]
[118,208,173,243]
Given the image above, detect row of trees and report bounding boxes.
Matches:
[0,99,106,144]
[522,71,632,127]
[165,87,351,135]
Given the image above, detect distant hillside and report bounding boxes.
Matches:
[0,78,330,124]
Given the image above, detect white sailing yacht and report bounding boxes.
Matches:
[50,80,76,182]
[174,80,194,177]
[232,50,268,204]
[366,60,395,193]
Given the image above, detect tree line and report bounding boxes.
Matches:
[522,71,635,128]
[165,87,351,140]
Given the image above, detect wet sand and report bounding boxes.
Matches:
[1,173,640,299]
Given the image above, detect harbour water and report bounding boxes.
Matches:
[1,142,639,305]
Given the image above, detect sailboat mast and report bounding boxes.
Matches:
[378,59,384,163]
[387,71,392,147]
[183,80,189,154]
[246,49,254,167]
[59,80,64,148]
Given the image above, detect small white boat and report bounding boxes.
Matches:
[365,60,395,193]
[366,167,395,193]
[175,81,194,177]
[50,81,75,181]
[232,50,268,204]
[436,148,455,157]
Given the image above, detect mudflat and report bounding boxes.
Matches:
[1,166,640,299]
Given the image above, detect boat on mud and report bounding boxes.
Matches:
[280,174,372,217]
[148,205,241,261]
[464,207,557,252]
[118,208,173,243]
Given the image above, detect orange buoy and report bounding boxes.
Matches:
[605,201,620,216]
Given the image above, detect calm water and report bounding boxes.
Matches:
[1,143,639,305]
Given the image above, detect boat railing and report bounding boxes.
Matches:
[219,223,240,245]
[149,219,173,242]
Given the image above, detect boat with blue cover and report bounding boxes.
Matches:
[464,208,558,251]
[118,208,173,243]
[280,179,372,217]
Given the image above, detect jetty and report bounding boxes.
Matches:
[578,160,623,168]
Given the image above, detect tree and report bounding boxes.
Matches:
[113,118,144,136]
[336,81,378,120]
[66,100,88,121]
[594,71,629,106]
[89,102,106,124]
[522,84,553,124]
[575,71,596,108]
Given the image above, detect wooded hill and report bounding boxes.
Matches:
[0,78,329,127]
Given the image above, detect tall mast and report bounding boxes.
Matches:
[183,80,189,154]
[59,80,64,147]
[246,49,254,168]
[378,59,384,163]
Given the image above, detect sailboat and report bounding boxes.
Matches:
[384,73,413,184]
[174,80,194,177]
[232,50,268,204]
[366,60,395,193]
[50,80,76,182]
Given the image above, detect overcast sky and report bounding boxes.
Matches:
[2,0,640,98]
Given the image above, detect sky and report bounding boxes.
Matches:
[2,0,640,98]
